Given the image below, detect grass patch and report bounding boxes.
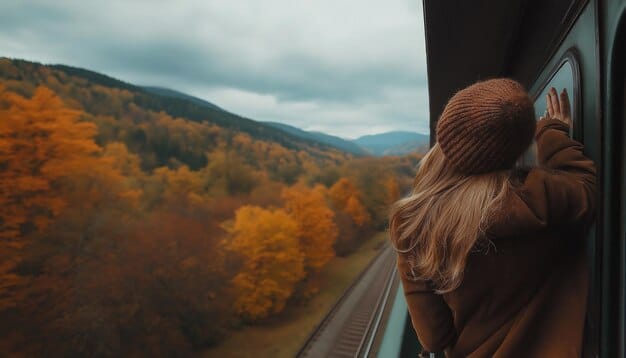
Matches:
[203,232,389,358]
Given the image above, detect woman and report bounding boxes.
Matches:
[389,79,596,357]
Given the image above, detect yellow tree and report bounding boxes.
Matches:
[385,176,401,205]
[203,148,259,196]
[328,177,370,226]
[282,184,338,275]
[150,165,205,206]
[345,195,370,226]
[102,142,144,179]
[224,206,305,320]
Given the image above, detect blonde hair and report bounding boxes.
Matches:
[389,144,511,293]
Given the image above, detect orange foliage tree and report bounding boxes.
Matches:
[328,177,370,226]
[327,177,371,255]
[224,205,305,320]
[0,86,116,311]
[0,85,101,240]
[385,176,401,205]
[282,184,338,295]
[150,165,206,206]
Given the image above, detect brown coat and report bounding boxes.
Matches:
[397,118,597,357]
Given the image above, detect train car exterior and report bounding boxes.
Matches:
[377,0,625,357]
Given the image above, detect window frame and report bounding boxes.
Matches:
[530,47,583,141]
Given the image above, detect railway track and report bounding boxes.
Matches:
[296,244,397,358]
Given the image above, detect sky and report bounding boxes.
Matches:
[0,0,429,139]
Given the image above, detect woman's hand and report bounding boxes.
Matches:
[540,87,572,127]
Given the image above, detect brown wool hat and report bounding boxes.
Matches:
[436,78,536,174]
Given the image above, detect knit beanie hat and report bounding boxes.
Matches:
[436,78,536,175]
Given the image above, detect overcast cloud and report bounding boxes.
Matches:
[0,0,429,138]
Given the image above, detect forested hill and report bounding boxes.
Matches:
[0,58,357,160]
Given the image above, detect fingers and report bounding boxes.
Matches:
[549,87,560,115]
[545,88,572,126]
[559,88,571,119]
[546,94,553,117]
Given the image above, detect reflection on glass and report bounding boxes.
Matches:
[518,61,575,167]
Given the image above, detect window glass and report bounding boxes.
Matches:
[519,61,576,166]
[533,61,576,122]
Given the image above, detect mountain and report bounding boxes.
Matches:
[353,131,429,156]
[141,86,225,112]
[264,122,368,156]
[1,58,426,160]
[264,123,430,157]
[2,59,352,157]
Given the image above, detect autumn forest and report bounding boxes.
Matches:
[0,58,421,356]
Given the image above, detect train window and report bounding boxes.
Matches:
[519,60,577,166]
[533,60,577,130]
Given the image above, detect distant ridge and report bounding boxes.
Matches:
[264,124,430,157]
[264,122,368,156]
[353,131,429,156]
